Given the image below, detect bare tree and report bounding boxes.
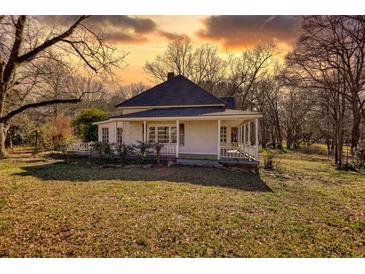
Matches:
[144,37,194,81]
[0,15,126,157]
[252,72,284,148]
[225,43,275,109]
[144,37,228,95]
[289,16,365,151]
[144,38,276,109]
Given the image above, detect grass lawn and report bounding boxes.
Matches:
[0,146,364,257]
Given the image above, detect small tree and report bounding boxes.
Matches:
[153,143,164,164]
[116,143,134,162]
[133,141,152,164]
[73,108,108,141]
[39,114,74,151]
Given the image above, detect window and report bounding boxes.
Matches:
[157,126,169,143]
[220,126,227,143]
[102,128,109,143]
[179,123,184,146]
[148,125,179,144]
[231,127,238,143]
[148,127,156,143]
[117,128,123,145]
[170,126,177,144]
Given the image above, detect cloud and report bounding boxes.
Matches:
[197,15,300,49]
[157,30,187,41]
[38,15,157,43]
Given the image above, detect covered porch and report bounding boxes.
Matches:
[90,110,262,164]
[126,116,260,161]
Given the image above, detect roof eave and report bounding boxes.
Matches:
[93,113,263,125]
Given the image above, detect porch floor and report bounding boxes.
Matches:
[176,158,259,169]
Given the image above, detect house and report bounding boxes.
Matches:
[94,73,262,165]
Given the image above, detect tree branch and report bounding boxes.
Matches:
[0,98,81,123]
[16,15,90,64]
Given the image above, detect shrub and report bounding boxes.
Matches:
[73,108,108,142]
[153,143,164,164]
[133,141,153,163]
[39,114,75,151]
[263,150,276,170]
[352,142,365,170]
[91,141,118,159]
[116,144,134,162]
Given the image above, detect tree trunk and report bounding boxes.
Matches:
[351,97,361,150]
[275,118,283,149]
[0,122,9,158]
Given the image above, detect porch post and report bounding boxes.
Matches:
[247,122,251,145]
[255,118,259,159]
[114,121,118,144]
[143,121,147,142]
[238,126,241,144]
[217,120,221,160]
[176,120,179,158]
[243,123,246,144]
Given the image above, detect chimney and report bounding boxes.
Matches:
[167,72,175,81]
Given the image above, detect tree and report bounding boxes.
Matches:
[73,108,108,142]
[225,42,276,110]
[284,16,365,166]
[0,15,126,157]
[144,37,227,95]
[106,82,149,112]
[287,16,365,151]
[280,87,314,149]
[144,37,276,108]
[39,113,74,151]
[252,72,284,148]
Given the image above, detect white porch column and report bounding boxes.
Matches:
[143,121,147,142]
[217,120,221,160]
[255,118,259,159]
[243,123,246,144]
[176,120,179,158]
[114,121,118,144]
[237,125,242,144]
[247,122,251,145]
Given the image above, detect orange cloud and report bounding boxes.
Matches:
[157,30,187,41]
[197,15,301,49]
[39,15,157,44]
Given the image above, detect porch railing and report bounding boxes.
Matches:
[69,141,93,153]
[221,143,258,160]
[158,144,176,156]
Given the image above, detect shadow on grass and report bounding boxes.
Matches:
[15,161,272,192]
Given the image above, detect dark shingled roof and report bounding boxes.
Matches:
[110,107,224,118]
[219,97,235,109]
[116,75,226,108]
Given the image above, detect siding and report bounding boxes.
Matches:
[179,120,218,155]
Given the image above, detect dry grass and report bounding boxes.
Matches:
[0,147,364,257]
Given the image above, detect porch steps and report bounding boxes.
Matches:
[176,159,223,167]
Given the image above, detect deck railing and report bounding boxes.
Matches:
[68,141,177,156]
[221,143,258,160]
[68,142,258,160]
[159,144,176,155]
[68,141,93,153]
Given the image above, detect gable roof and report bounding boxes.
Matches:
[116,75,226,108]
[219,97,235,109]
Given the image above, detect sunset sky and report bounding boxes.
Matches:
[41,16,301,85]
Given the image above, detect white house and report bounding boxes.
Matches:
[94,73,262,164]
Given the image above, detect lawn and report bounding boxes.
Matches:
[0,146,364,257]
